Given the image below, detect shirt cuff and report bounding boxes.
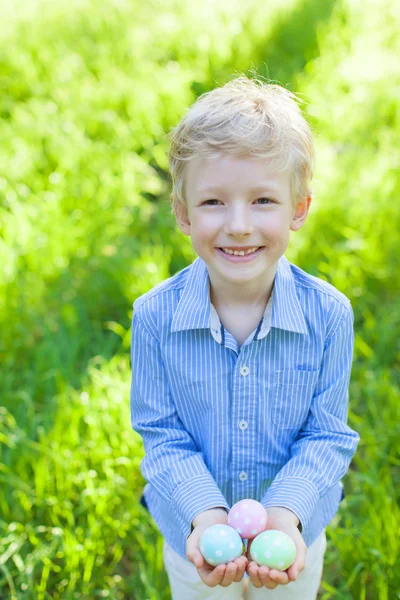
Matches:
[171,474,229,539]
[261,477,320,533]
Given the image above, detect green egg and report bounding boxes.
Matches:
[250,530,296,570]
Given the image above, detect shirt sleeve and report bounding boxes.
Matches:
[261,303,360,532]
[130,312,229,538]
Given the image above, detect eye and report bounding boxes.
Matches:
[201,199,221,206]
[256,197,275,204]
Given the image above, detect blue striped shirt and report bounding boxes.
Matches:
[130,255,360,559]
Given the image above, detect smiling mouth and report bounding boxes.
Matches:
[218,246,263,256]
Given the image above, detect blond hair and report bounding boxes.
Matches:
[168,75,315,214]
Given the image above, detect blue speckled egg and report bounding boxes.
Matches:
[199,524,244,566]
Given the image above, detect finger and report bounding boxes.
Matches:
[198,563,226,587]
[268,568,289,585]
[247,561,264,588]
[219,562,237,587]
[258,565,278,590]
[287,564,298,582]
[186,533,204,567]
[190,550,205,569]
[233,556,248,582]
[287,556,305,581]
[197,561,215,577]
[287,563,303,582]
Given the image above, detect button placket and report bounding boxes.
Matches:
[233,354,253,493]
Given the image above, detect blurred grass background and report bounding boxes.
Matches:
[0,0,399,598]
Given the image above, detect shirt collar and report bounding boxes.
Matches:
[271,255,308,335]
[209,289,273,344]
[170,255,308,336]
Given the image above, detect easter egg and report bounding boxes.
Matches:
[249,530,296,570]
[228,499,268,539]
[199,524,245,566]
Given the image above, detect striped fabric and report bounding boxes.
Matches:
[130,255,360,560]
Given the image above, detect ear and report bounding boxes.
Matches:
[290,195,312,232]
[171,194,191,236]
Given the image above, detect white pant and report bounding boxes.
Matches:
[163,530,327,600]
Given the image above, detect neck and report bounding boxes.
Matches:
[208,266,277,311]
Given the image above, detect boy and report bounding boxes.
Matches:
[130,75,359,599]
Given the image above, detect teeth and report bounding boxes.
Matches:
[221,247,259,256]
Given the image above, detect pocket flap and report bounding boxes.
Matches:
[275,369,320,387]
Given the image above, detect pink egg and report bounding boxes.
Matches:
[228,499,268,540]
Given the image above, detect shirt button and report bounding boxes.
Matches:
[239,471,248,482]
[240,365,250,377]
[239,420,248,430]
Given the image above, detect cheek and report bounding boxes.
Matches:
[191,218,216,240]
[189,226,211,255]
[261,218,291,247]
[262,217,286,236]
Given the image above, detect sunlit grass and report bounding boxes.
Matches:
[0,0,399,597]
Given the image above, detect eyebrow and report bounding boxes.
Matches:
[197,184,280,194]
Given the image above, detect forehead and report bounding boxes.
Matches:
[185,154,290,194]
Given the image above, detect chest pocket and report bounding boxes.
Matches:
[273,369,320,429]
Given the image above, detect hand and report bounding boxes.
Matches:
[246,507,306,590]
[186,508,248,588]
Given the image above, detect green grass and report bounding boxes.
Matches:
[0,0,399,597]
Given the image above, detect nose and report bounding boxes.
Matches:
[223,204,254,237]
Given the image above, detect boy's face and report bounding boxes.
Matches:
[174,154,311,291]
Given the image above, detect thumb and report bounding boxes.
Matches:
[187,547,204,568]
[192,550,205,569]
[288,537,306,580]
[186,531,205,568]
